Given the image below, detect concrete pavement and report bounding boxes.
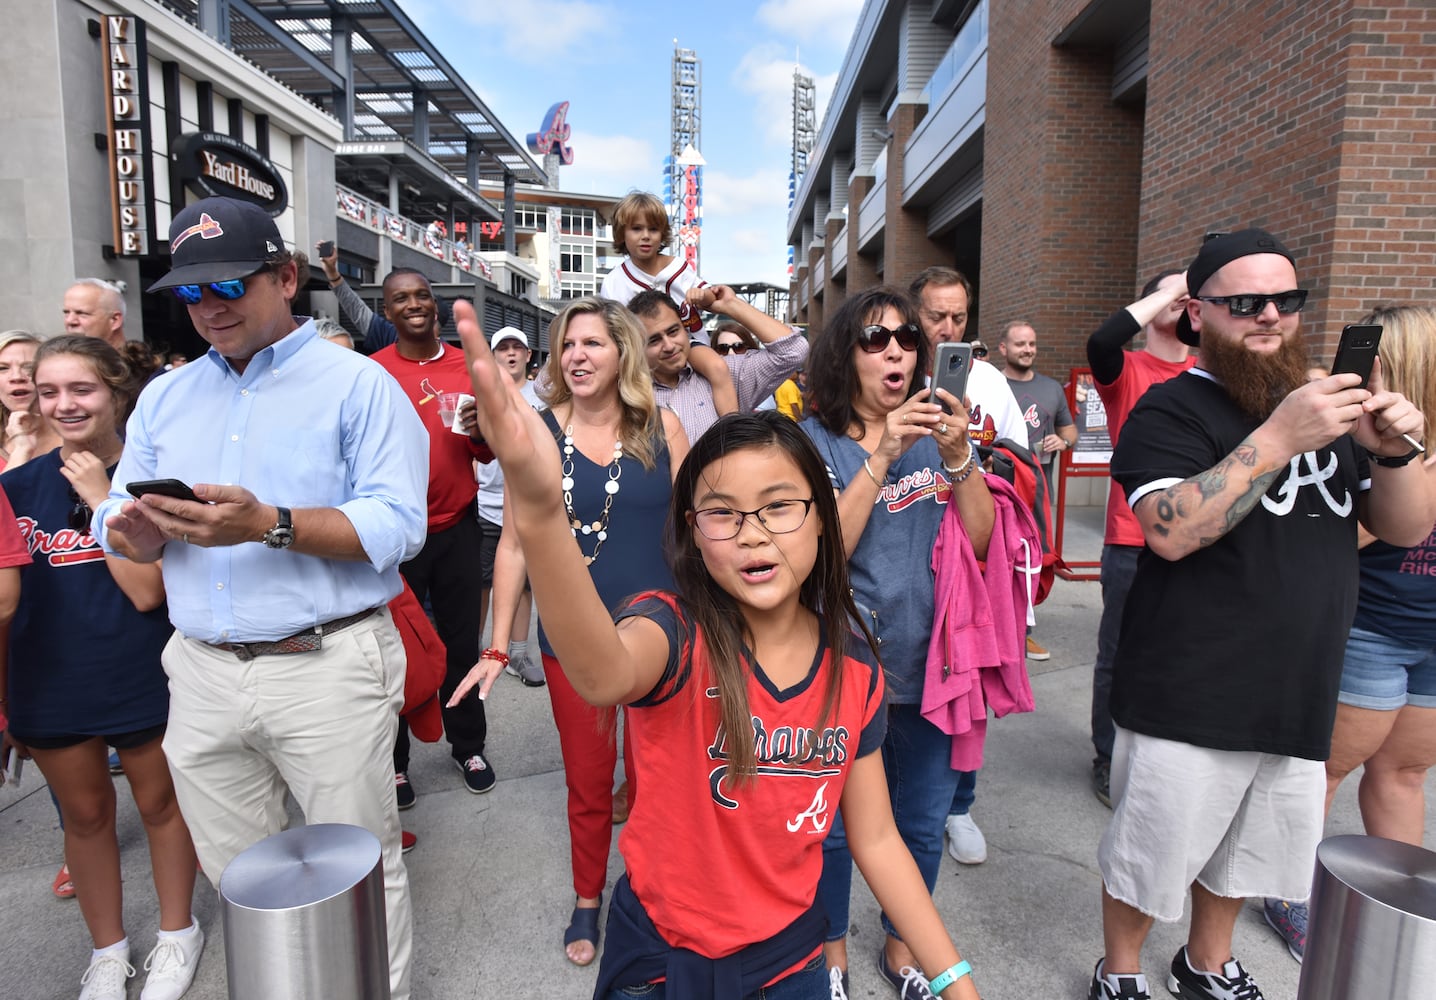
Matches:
[2,505,1431,999]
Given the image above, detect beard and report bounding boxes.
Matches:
[1199,329,1312,422]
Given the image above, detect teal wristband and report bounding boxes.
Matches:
[928,960,972,994]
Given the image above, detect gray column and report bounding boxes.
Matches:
[503,171,516,255]
[412,90,429,152]
[899,0,953,98]
[854,94,885,175]
[331,18,354,141]
[197,0,231,46]
[829,154,853,217]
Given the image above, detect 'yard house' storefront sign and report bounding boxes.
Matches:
[173,132,288,216]
[102,15,154,256]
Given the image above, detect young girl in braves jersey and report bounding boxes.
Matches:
[450,300,982,1000]
[0,337,202,1000]
[598,191,741,419]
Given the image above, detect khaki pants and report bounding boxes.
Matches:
[161,609,412,1000]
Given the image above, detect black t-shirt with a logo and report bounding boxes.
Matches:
[1109,370,1368,761]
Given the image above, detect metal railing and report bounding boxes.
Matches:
[922,0,989,104]
[335,184,493,280]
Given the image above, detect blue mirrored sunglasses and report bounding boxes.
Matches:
[170,278,250,305]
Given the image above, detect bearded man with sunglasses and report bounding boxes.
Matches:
[1089,229,1434,1000]
[630,285,807,444]
[95,197,428,1000]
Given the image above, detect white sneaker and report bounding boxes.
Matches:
[79,948,134,1000]
[945,812,987,864]
[140,925,205,1000]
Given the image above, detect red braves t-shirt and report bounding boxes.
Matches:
[1095,350,1195,546]
[616,592,886,959]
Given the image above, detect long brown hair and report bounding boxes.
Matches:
[542,297,661,469]
[33,335,141,423]
[662,411,881,782]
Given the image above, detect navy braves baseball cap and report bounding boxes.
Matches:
[148,197,285,292]
[1175,228,1295,346]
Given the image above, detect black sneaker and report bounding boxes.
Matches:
[1089,959,1151,1000]
[456,754,496,794]
[395,771,415,811]
[1167,947,1265,1000]
[877,948,933,999]
[1092,758,1113,809]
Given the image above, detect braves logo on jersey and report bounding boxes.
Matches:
[705,687,852,811]
[1262,451,1353,518]
[16,516,104,567]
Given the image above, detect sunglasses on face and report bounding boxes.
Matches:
[1196,290,1308,317]
[713,342,751,356]
[972,347,988,358]
[67,486,91,533]
[858,323,921,353]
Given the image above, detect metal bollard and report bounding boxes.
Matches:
[219,823,391,1000]
[1297,834,1436,1000]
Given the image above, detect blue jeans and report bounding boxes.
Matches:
[818,702,960,941]
[947,768,977,816]
[607,954,827,999]
[1093,544,1139,763]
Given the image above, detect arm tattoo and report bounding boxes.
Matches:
[1220,469,1282,534]
[1156,496,1176,522]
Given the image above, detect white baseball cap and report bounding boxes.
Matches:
[490,327,529,350]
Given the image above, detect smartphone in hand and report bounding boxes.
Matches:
[1331,324,1382,389]
[318,240,336,258]
[931,342,973,415]
[128,479,201,503]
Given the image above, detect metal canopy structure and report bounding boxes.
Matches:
[153,0,546,204]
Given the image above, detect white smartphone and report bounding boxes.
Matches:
[931,342,973,415]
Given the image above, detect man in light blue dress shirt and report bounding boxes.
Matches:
[96,197,428,1000]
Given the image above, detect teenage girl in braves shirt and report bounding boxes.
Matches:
[449,303,982,1000]
[0,337,202,1000]
[598,191,741,418]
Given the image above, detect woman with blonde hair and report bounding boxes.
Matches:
[452,297,688,966]
[1264,303,1436,962]
[0,330,61,470]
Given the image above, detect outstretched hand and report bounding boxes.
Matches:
[453,300,562,510]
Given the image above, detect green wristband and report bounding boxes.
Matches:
[928,960,972,994]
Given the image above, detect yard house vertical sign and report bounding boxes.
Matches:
[102,15,154,256]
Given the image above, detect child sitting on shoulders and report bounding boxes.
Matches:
[600,191,738,417]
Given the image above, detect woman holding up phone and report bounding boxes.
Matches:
[0,337,202,1000]
[800,287,995,996]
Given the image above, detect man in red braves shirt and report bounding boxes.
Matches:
[370,269,497,800]
[1083,271,1193,806]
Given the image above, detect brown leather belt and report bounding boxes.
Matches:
[208,607,380,661]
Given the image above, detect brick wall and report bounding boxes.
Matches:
[884,102,951,294]
[1139,0,1436,360]
[982,0,1145,377]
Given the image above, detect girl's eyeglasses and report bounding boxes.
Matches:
[713,342,751,356]
[690,498,815,540]
[170,278,250,305]
[858,324,921,353]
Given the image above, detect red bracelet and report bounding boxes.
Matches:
[481,648,510,668]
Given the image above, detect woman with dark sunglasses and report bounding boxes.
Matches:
[799,287,995,996]
[0,336,201,1000]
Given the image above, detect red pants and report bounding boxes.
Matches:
[543,653,635,900]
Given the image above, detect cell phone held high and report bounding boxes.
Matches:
[318,240,335,258]
[1331,324,1382,390]
[930,342,973,415]
[128,479,201,503]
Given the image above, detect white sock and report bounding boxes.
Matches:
[93,937,130,960]
[155,920,199,941]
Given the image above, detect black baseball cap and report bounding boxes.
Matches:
[1175,228,1295,346]
[148,197,285,292]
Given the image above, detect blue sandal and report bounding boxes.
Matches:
[563,897,602,967]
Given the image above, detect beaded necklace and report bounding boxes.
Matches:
[561,424,623,566]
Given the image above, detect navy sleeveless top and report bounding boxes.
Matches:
[538,410,675,657]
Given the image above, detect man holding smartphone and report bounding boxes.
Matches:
[95,197,428,1000]
[1089,229,1433,1000]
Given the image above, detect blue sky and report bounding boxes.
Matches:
[401,0,864,286]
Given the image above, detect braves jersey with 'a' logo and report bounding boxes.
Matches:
[615,592,885,959]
